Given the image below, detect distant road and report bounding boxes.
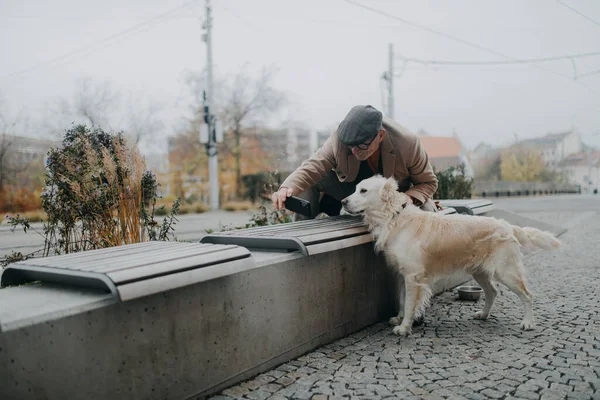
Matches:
[2,194,599,259]
[1,210,254,259]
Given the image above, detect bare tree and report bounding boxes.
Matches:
[125,91,165,153]
[43,77,121,138]
[219,66,286,198]
[0,95,29,192]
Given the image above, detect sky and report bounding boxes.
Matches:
[1,0,599,152]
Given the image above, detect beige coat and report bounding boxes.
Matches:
[280,117,438,206]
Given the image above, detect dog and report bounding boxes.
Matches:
[341,175,561,337]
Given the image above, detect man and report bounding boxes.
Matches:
[271,105,438,328]
[272,104,438,218]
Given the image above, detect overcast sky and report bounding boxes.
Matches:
[1,0,599,151]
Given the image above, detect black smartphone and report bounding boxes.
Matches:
[283,196,312,217]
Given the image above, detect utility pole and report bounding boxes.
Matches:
[387,43,394,118]
[202,0,219,211]
[588,146,593,194]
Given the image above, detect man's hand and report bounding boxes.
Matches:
[272,187,294,210]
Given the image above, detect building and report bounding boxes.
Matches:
[419,135,474,177]
[558,150,600,194]
[251,124,313,173]
[285,125,312,172]
[468,143,500,173]
[517,129,582,168]
[0,134,58,169]
[314,130,331,152]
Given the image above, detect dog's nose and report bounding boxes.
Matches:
[341,198,347,205]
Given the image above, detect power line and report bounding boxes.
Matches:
[578,69,600,79]
[0,0,202,83]
[396,51,600,65]
[556,0,600,28]
[342,0,593,86]
[395,64,600,80]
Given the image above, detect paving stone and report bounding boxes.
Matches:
[513,390,540,400]
[221,386,250,397]
[274,376,296,387]
[261,383,283,393]
[245,390,273,400]
[480,388,505,399]
[550,382,574,393]
[540,388,570,400]
[292,390,313,400]
[266,395,288,400]
[566,393,593,400]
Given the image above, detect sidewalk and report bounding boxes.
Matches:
[210,210,600,400]
[0,209,256,258]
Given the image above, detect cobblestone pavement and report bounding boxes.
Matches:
[211,207,600,400]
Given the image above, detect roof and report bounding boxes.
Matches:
[419,136,462,158]
[518,131,573,149]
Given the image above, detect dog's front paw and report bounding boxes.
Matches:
[392,324,411,337]
[520,319,535,330]
[473,311,489,320]
[389,316,403,326]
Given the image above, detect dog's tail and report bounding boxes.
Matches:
[512,226,561,250]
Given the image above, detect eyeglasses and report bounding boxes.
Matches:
[350,134,377,150]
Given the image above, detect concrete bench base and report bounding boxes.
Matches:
[0,241,471,400]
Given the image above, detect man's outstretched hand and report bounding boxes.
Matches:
[272,187,294,210]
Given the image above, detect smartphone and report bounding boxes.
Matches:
[283,196,312,217]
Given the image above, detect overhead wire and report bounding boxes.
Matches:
[343,0,597,88]
[555,0,600,28]
[0,0,202,83]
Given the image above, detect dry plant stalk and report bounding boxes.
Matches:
[63,134,147,249]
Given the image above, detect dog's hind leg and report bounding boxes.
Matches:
[392,273,427,337]
[496,260,535,330]
[472,271,498,320]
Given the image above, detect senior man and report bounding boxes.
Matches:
[272,105,438,218]
[272,105,438,328]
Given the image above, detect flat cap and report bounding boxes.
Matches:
[337,105,383,146]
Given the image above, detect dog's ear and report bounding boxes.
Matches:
[380,177,399,203]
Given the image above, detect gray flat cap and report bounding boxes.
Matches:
[337,105,383,146]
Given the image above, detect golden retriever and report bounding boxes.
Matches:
[341,175,561,337]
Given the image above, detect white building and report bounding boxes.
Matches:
[518,129,582,168]
[558,150,600,194]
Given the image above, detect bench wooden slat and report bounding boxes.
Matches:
[107,246,251,284]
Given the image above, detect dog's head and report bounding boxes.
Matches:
[342,175,409,215]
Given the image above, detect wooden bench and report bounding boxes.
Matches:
[201,208,458,254]
[1,241,254,302]
[437,199,495,215]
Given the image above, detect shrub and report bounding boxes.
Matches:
[7,124,180,257]
[223,200,253,212]
[194,203,208,213]
[433,163,473,200]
